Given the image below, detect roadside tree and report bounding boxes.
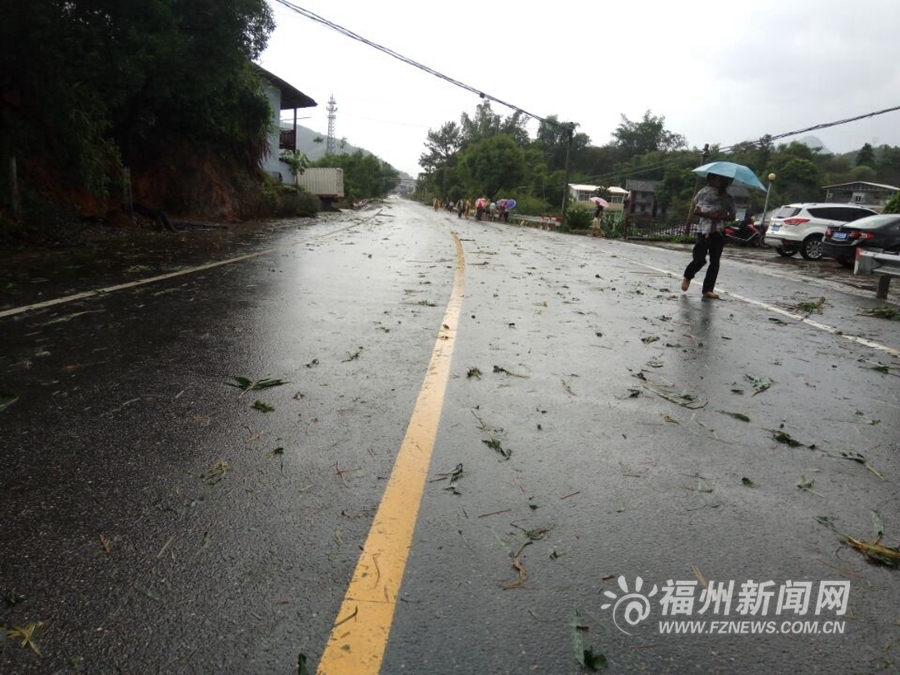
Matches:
[458,135,525,200]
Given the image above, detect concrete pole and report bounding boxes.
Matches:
[9,156,20,222]
[122,166,133,217]
[559,124,574,230]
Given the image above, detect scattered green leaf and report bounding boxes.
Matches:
[837,451,884,479]
[816,515,900,567]
[854,411,880,425]
[482,437,511,460]
[873,510,885,539]
[862,306,900,321]
[3,622,43,656]
[225,376,288,393]
[583,648,608,671]
[573,610,607,671]
[342,347,363,362]
[0,391,19,412]
[745,374,772,396]
[252,400,275,413]
[741,477,755,487]
[1,590,29,609]
[796,475,824,498]
[493,365,528,378]
[718,410,750,422]
[467,367,482,379]
[772,431,802,447]
[201,460,232,484]
[791,297,825,314]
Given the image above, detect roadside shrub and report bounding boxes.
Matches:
[565,205,593,231]
[604,214,626,239]
[883,192,900,214]
[275,186,319,217]
[512,194,553,217]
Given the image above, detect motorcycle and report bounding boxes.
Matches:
[724,220,766,247]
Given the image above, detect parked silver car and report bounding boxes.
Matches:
[764,203,878,260]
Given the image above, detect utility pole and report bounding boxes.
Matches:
[326,95,337,156]
[9,157,20,222]
[684,143,709,235]
[559,124,575,230]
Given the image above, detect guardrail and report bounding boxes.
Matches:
[511,214,562,230]
[855,249,900,299]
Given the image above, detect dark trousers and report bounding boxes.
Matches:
[683,232,724,293]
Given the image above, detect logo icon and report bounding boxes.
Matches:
[601,576,658,634]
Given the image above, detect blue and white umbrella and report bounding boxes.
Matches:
[692,161,767,191]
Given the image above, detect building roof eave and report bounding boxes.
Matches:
[252,63,317,110]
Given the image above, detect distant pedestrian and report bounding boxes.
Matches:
[457,198,465,218]
[433,197,440,211]
[681,173,735,299]
[591,204,605,237]
[475,197,487,221]
[464,199,472,219]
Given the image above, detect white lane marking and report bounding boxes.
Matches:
[0,220,376,320]
[620,257,900,359]
[0,249,277,319]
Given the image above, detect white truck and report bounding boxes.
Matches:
[296,168,344,205]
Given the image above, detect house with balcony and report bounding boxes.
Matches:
[822,181,899,211]
[568,183,602,204]
[624,179,666,219]
[253,64,317,183]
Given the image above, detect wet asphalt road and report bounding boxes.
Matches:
[1,198,898,675]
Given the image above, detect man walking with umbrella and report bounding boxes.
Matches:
[681,172,735,299]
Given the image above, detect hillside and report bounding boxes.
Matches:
[280,123,364,162]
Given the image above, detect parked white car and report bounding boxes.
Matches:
[764,203,878,260]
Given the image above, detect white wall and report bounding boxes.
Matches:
[259,82,291,183]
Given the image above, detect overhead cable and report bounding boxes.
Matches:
[273,0,559,127]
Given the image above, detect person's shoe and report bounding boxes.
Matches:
[681,278,690,291]
[702,291,720,299]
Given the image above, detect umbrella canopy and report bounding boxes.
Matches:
[505,199,517,210]
[692,161,767,191]
[497,199,510,209]
[589,196,610,207]
[475,198,488,208]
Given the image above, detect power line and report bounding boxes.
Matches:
[272,0,561,128]
[720,104,900,153]
[271,1,900,188]
[583,104,900,186]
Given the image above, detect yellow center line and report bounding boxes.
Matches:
[316,232,466,675]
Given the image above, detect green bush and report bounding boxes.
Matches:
[274,186,319,217]
[564,205,593,231]
[511,194,554,217]
[603,213,626,239]
[883,192,900,214]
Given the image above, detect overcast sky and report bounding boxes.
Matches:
[257,0,900,178]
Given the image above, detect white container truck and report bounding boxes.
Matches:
[296,168,344,205]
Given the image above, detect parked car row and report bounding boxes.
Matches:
[763,203,877,260]
[822,213,900,267]
[761,202,900,267]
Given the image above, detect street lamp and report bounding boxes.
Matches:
[760,172,776,229]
